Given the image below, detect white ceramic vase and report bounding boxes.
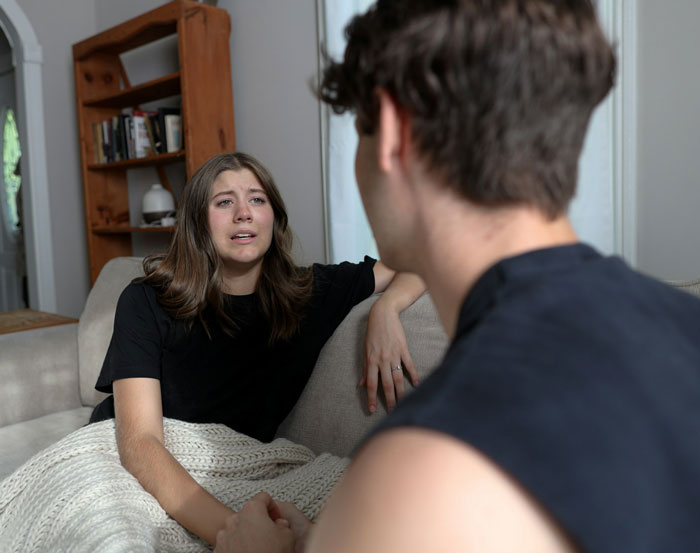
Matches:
[142,184,175,224]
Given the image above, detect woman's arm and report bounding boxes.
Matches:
[363,263,426,413]
[114,377,235,546]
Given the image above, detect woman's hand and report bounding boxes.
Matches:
[214,493,294,553]
[362,296,420,413]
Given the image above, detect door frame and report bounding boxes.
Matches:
[0,0,56,312]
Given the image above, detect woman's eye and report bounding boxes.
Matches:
[217,199,233,207]
[251,197,266,205]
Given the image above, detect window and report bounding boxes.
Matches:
[319,1,624,262]
[1,107,21,239]
[320,0,378,264]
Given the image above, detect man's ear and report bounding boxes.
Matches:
[376,88,411,174]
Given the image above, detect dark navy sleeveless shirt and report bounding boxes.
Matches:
[371,244,700,553]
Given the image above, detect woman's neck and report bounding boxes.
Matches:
[220,262,262,295]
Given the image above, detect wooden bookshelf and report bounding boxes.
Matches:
[73,0,236,284]
[82,72,181,108]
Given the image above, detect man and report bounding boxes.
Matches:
[216,1,700,551]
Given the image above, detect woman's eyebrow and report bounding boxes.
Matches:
[211,189,234,199]
[248,188,267,195]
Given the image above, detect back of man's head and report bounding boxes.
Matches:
[319,0,616,219]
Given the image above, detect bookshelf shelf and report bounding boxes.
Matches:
[83,72,181,109]
[93,226,176,235]
[73,4,179,60]
[87,150,185,170]
[73,0,236,284]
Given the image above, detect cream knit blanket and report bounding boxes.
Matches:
[0,419,349,552]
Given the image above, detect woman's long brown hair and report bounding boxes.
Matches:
[141,152,313,344]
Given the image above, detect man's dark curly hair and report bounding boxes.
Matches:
[319,0,616,218]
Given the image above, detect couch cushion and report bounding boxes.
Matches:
[276,293,449,457]
[0,407,93,481]
[78,257,144,407]
[0,324,81,427]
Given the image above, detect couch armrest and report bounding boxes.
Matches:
[0,323,82,427]
[276,293,448,457]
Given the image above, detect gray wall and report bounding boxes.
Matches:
[13,0,700,317]
[218,0,325,264]
[637,0,700,281]
[96,0,326,265]
[11,0,324,316]
[16,0,96,317]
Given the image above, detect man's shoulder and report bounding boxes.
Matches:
[309,428,577,553]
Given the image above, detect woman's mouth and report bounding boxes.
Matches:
[231,232,256,244]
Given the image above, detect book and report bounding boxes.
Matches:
[101,120,111,162]
[148,113,163,154]
[92,122,103,164]
[134,110,158,156]
[117,114,129,161]
[143,115,158,155]
[157,107,180,153]
[112,116,122,161]
[164,114,182,153]
[125,115,136,160]
[132,114,150,158]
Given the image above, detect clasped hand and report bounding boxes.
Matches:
[214,492,311,553]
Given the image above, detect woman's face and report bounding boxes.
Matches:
[207,169,275,282]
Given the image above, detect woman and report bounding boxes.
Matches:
[89,152,425,546]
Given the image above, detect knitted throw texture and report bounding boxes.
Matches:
[0,418,349,552]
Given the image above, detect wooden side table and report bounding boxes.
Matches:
[0,309,78,335]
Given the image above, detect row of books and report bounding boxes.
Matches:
[92,107,182,164]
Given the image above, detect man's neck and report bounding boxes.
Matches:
[414,196,578,340]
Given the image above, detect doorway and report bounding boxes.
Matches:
[0,0,56,313]
[0,26,24,311]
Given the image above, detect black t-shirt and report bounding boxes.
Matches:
[371,244,700,553]
[91,257,376,442]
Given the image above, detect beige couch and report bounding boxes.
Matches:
[0,257,449,480]
[3,258,699,482]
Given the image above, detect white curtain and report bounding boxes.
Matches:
[320,0,378,264]
[320,0,623,261]
[569,0,616,255]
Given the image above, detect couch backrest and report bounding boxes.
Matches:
[76,256,450,458]
[276,293,449,457]
[670,278,700,298]
[78,257,144,406]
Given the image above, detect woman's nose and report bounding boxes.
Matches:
[234,204,252,222]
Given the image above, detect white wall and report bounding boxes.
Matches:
[636,0,700,281]
[15,0,95,317]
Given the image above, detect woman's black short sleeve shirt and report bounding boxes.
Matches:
[91,257,376,442]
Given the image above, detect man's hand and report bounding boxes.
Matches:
[214,493,294,553]
[276,501,313,553]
